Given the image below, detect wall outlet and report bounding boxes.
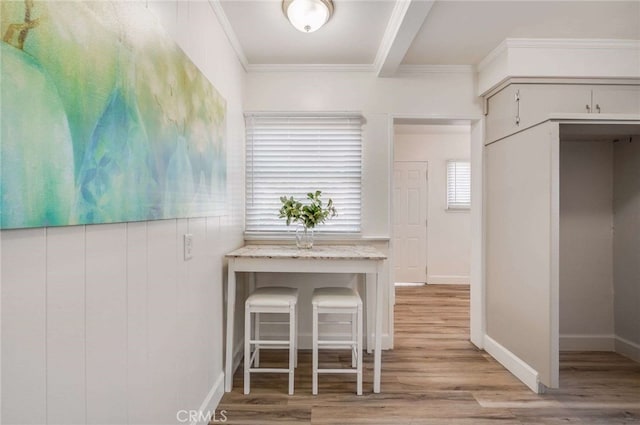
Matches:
[184,234,193,260]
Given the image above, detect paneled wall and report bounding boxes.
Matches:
[1,2,246,424]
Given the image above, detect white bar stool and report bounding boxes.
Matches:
[244,286,299,395]
[312,287,363,395]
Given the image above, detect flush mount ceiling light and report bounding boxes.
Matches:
[282,0,334,33]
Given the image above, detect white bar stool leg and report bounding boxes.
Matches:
[244,306,251,395]
[294,304,299,368]
[288,303,295,395]
[254,312,260,367]
[351,311,357,368]
[357,303,363,396]
[312,303,319,395]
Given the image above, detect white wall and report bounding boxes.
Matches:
[1,2,246,424]
[559,141,615,351]
[613,136,640,361]
[393,125,471,284]
[246,71,482,237]
[245,71,482,348]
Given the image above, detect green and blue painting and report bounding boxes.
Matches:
[0,1,227,229]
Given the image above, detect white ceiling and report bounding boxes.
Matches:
[217,0,640,73]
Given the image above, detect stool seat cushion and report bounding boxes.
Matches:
[312,287,362,308]
[246,286,299,307]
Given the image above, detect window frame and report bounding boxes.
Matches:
[244,112,364,237]
[446,159,471,211]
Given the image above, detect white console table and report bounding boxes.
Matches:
[224,244,387,393]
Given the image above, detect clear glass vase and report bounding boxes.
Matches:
[295,225,314,249]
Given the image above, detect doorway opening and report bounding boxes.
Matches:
[392,121,472,287]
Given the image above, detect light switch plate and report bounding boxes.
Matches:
[184,234,193,260]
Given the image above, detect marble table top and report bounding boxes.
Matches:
[226,244,387,260]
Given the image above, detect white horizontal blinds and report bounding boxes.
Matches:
[246,114,363,233]
[446,160,471,210]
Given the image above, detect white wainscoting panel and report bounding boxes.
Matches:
[85,224,128,424]
[126,222,151,424]
[206,216,223,381]
[178,217,210,412]
[1,215,239,425]
[46,226,86,424]
[147,220,180,423]
[1,228,47,425]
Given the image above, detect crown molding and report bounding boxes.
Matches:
[478,38,640,72]
[477,39,508,72]
[505,38,640,50]
[397,64,476,75]
[247,63,476,75]
[208,0,249,72]
[246,63,376,73]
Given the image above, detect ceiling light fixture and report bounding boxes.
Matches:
[282,0,334,33]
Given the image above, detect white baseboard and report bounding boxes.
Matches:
[483,335,541,393]
[427,275,470,285]
[615,336,640,362]
[482,333,639,396]
[559,334,615,351]
[394,282,426,287]
[190,373,225,425]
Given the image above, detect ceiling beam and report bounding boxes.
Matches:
[374,0,435,77]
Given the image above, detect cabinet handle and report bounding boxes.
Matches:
[515,90,520,126]
[595,104,601,113]
[586,104,591,113]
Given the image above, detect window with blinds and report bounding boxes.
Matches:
[446,160,471,210]
[245,114,363,233]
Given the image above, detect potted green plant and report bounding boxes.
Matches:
[279,190,337,248]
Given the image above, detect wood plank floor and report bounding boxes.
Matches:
[216,285,640,424]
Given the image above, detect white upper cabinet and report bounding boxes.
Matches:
[485,84,520,144]
[485,81,640,144]
[517,84,592,130]
[591,85,640,114]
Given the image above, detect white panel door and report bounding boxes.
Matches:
[393,161,428,283]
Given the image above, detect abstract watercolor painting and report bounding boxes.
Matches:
[0,1,227,229]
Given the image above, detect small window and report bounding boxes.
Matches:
[446,160,471,210]
[245,113,363,234]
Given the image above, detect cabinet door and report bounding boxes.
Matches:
[485,84,519,144]
[592,85,640,114]
[518,84,592,128]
